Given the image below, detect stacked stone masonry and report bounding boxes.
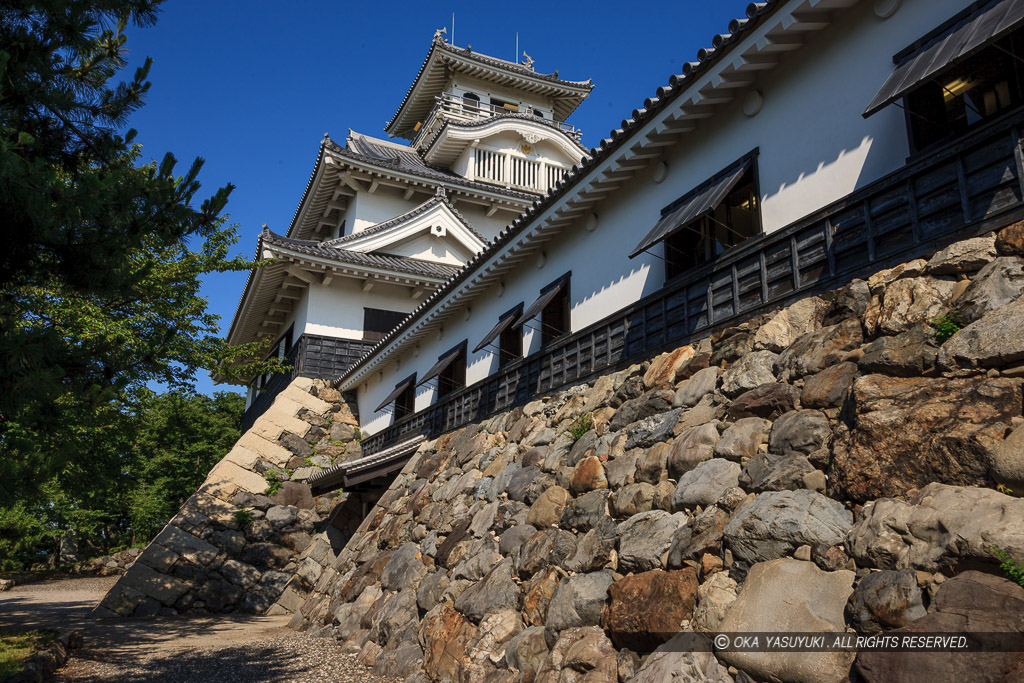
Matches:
[286,224,1024,682]
[94,377,367,618]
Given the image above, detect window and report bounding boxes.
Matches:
[664,164,760,280]
[436,346,466,399]
[363,308,406,342]
[498,317,522,367]
[532,108,545,119]
[394,380,415,419]
[514,275,571,346]
[629,153,760,282]
[416,341,467,401]
[905,26,1024,152]
[490,97,519,112]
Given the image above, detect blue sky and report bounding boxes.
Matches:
[123,0,746,395]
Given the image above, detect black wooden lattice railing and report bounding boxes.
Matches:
[361,107,1024,456]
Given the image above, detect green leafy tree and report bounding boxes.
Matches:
[0,1,282,505]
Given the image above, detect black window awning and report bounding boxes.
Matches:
[374,374,416,412]
[416,344,465,387]
[473,305,523,353]
[629,159,751,259]
[515,280,567,327]
[864,0,1024,117]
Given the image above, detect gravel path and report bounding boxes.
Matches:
[0,576,392,682]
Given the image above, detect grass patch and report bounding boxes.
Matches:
[567,413,594,443]
[0,630,55,680]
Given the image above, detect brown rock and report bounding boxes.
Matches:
[535,627,618,683]
[727,382,800,420]
[997,219,1024,255]
[521,566,563,626]
[271,481,315,510]
[853,571,1024,683]
[635,442,671,484]
[678,352,711,380]
[775,318,863,382]
[526,486,570,528]
[801,362,858,409]
[418,603,477,682]
[602,568,698,651]
[643,345,696,388]
[570,456,608,494]
[833,374,1022,502]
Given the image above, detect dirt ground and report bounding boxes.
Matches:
[0,576,390,682]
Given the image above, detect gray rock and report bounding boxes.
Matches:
[953,256,1024,323]
[768,409,831,456]
[617,510,688,573]
[487,462,522,502]
[505,627,549,673]
[714,417,772,462]
[566,430,598,467]
[265,505,298,528]
[801,362,859,409]
[858,326,939,377]
[667,422,720,480]
[672,459,741,510]
[717,559,855,683]
[218,559,261,589]
[545,570,615,630]
[454,558,520,623]
[563,520,618,573]
[865,276,957,337]
[214,530,246,555]
[470,500,499,538]
[505,466,541,503]
[119,562,191,606]
[992,424,1024,493]
[609,482,657,517]
[667,505,730,567]
[499,524,538,556]
[846,483,1024,572]
[848,569,927,635]
[260,570,291,594]
[603,450,640,489]
[416,571,450,613]
[452,539,501,582]
[674,367,720,408]
[720,350,779,398]
[381,542,428,591]
[558,489,611,533]
[631,636,735,683]
[610,389,675,431]
[739,451,817,492]
[724,490,853,573]
[692,571,739,632]
[753,297,828,353]
[368,588,418,647]
[137,544,179,573]
[624,408,682,449]
[513,528,578,579]
[926,235,997,275]
[939,293,1024,369]
[153,524,220,567]
[728,382,801,420]
[775,319,863,382]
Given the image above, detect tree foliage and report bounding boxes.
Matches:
[0,390,244,571]
[0,1,282,505]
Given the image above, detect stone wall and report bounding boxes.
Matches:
[93,377,367,617]
[286,224,1024,682]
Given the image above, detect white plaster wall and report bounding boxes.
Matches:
[348,190,423,235]
[450,74,555,119]
[303,278,419,340]
[357,0,975,435]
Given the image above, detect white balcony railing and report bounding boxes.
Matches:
[473,147,569,194]
[413,92,583,148]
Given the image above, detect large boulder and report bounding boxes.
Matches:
[558,489,611,533]
[847,568,926,635]
[716,559,855,683]
[832,375,1022,502]
[505,627,549,675]
[667,422,720,480]
[674,366,720,408]
[926,235,997,275]
[952,256,1024,323]
[864,276,957,336]
[939,292,1024,369]
[513,528,577,579]
[720,350,779,398]
[418,603,477,682]
[631,636,734,683]
[768,409,831,456]
[775,319,862,382]
[602,568,698,650]
[544,569,614,631]
[692,571,739,632]
[853,571,1024,683]
[801,361,859,409]
[527,486,571,528]
[846,483,1024,572]
[727,383,800,420]
[534,626,618,683]
[672,459,741,509]
[723,490,852,572]
[992,424,1024,493]
[714,417,772,461]
[753,297,828,353]
[617,510,689,573]
[739,451,817,493]
[454,558,520,622]
[997,219,1024,255]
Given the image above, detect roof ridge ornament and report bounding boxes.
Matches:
[433,27,447,44]
[435,186,447,200]
[521,51,534,71]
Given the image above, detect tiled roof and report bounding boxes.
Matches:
[324,189,487,247]
[420,112,589,157]
[336,0,788,385]
[332,132,541,199]
[263,229,461,280]
[386,37,594,138]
